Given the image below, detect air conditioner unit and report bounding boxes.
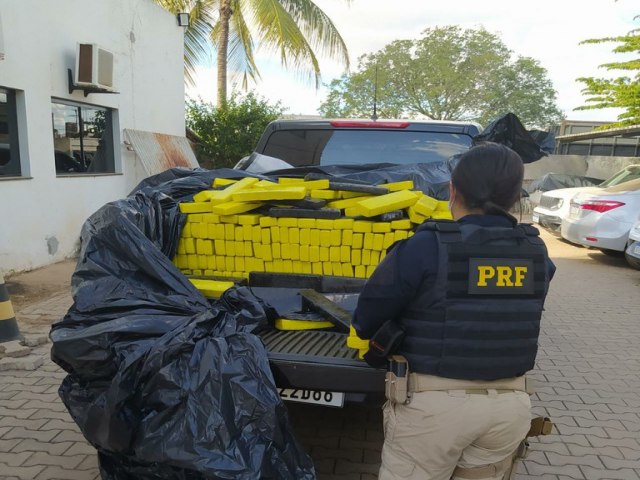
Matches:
[74,43,114,90]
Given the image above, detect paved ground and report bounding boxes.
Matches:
[1,231,640,479]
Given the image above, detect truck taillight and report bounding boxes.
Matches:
[579,200,626,213]
[330,120,410,129]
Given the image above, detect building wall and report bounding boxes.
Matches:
[524,155,640,181]
[0,0,184,274]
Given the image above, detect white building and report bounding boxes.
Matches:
[0,0,196,274]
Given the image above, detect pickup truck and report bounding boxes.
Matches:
[240,119,481,408]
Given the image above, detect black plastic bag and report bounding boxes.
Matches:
[50,173,315,480]
[527,173,603,193]
[473,113,555,163]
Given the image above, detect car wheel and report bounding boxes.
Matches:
[599,248,624,257]
[625,252,640,270]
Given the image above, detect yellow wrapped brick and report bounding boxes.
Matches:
[186,214,202,223]
[179,202,212,214]
[333,263,343,276]
[189,278,234,298]
[436,200,450,212]
[298,218,316,228]
[238,214,261,225]
[391,219,412,230]
[184,238,196,254]
[372,234,383,251]
[233,186,306,202]
[316,219,334,230]
[348,190,420,217]
[372,222,391,233]
[213,178,237,188]
[277,177,304,184]
[342,230,353,246]
[234,226,244,242]
[413,194,439,217]
[355,265,366,278]
[353,221,373,233]
[351,249,362,266]
[319,247,329,262]
[342,263,354,277]
[309,246,320,262]
[280,227,289,243]
[431,210,454,220]
[270,226,281,243]
[310,189,340,200]
[382,180,414,192]
[352,233,364,249]
[260,216,277,227]
[278,217,298,227]
[220,215,239,224]
[275,318,334,331]
[408,206,429,225]
[224,224,235,240]
[327,196,375,210]
[195,177,259,203]
[289,228,300,244]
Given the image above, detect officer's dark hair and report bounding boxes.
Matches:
[451,142,524,217]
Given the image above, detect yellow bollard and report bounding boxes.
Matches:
[0,274,21,343]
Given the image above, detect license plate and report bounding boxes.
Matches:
[532,214,539,224]
[634,244,640,255]
[279,388,345,407]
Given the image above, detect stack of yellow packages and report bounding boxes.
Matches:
[173,175,452,358]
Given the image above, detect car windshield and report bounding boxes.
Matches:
[262,129,472,167]
[600,166,640,187]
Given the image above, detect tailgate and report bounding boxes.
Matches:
[260,329,385,394]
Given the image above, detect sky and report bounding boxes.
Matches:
[186,0,638,123]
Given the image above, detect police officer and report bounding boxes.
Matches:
[353,142,555,480]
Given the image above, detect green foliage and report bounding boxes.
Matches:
[576,18,640,128]
[186,93,285,168]
[320,26,563,128]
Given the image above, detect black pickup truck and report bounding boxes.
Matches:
[242,119,480,407]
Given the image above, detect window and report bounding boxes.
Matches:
[0,87,22,177]
[263,129,473,167]
[51,101,115,174]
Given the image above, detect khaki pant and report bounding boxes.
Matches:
[379,389,531,480]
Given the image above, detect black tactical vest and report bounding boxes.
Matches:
[398,220,550,380]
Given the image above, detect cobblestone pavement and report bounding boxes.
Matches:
[1,231,639,479]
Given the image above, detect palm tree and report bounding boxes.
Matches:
[155,0,350,106]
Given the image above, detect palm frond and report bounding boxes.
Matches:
[246,0,324,87]
[277,0,350,69]
[155,0,216,85]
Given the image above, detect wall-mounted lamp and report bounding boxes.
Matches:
[177,13,190,27]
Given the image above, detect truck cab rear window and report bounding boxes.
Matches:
[263,129,472,167]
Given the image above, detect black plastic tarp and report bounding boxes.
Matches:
[527,173,603,193]
[472,113,555,163]
[50,170,315,480]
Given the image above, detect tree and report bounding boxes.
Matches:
[186,93,284,168]
[320,26,563,128]
[155,0,349,106]
[575,18,640,128]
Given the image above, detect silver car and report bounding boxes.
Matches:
[561,179,640,255]
[625,220,640,269]
[533,165,640,233]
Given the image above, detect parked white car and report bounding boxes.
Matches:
[625,220,640,269]
[533,165,640,233]
[561,178,640,255]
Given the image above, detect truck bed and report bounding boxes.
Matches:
[260,328,385,403]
